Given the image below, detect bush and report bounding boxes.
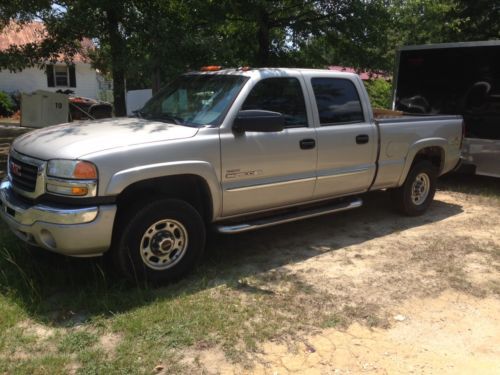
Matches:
[364,79,393,109]
[0,91,15,117]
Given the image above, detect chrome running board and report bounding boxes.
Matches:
[216,198,363,234]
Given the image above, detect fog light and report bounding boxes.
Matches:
[40,229,57,249]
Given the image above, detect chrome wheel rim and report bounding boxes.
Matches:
[140,219,188,270]
[411,173,430,206]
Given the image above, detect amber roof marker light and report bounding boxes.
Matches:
[200,65,222,71]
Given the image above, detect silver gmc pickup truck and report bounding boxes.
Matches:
[0,68,463,282]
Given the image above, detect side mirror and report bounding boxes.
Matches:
[233,110,285,133]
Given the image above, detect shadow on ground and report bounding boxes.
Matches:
[438,173,500,197]
[0,189,463,326]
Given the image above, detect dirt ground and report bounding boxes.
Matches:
[193,291,500,374]
[181,191,500,374]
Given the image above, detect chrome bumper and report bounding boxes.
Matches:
[0,179,116,257]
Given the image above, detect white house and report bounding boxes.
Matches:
[0,22,109,100]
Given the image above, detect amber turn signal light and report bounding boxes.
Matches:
[71,187,88,196]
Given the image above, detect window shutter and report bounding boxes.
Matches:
[46,65,55,87]
[69,65,76,87]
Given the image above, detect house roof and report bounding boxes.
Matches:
[0,21,93,63]
[328,66,389,80]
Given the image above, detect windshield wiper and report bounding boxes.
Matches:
[147,113,185,125]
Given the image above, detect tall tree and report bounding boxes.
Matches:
[42,1,135,116]
[222,0,340,66]
[2,0,499,113]
[0,0,51,28]
[280,0,393,72]
[126,0,223,92]
[449,0,500,41]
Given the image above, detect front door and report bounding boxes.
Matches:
[220,76,317,216]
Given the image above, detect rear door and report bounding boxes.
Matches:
[220,75,317,216]
[307,75,378,198]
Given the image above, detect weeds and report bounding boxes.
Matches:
[0,174,498,372]
[58,331,98,354]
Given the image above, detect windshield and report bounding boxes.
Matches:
[138,74,248,127]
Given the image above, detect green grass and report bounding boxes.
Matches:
[58,331,99,354]
[0,221,343,373]
[1,355,69,375]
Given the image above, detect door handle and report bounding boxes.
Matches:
[300,139,316,150]
[356,134,369,144]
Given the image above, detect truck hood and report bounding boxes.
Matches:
[12,117,199,160]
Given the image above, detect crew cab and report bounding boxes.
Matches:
[0,68,463,282]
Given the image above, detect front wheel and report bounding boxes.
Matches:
[391,161,437,216]
[111,198,206,283]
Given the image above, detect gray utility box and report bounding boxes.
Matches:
[21,90,69,128]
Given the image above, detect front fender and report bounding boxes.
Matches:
[397,138,447,186]
[106,161,221,219]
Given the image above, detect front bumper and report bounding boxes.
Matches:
[0,179,116,257]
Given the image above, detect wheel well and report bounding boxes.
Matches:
[412,146,444,173]
[116,174,213,222]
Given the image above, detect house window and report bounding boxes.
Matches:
[54,65,69,86]
[46,64,76,88]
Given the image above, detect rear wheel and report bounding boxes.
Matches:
[391,161,437,216]
[111,198,205,283]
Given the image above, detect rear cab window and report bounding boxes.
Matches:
[311,78,365,125]
[241,77,308,128]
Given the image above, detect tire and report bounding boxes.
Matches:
[111,198,206,283]
[391,161,437,216]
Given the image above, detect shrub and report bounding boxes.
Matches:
[0,91,15,117]
[364,79,393,109]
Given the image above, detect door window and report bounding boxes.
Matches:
[241,77,308,127]
[311,78,364,125]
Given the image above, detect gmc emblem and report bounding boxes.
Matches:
[10,162,22,177]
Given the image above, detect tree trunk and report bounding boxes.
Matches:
[111,67,126,116]
[106,7,127,116]
[151,64,161,94]
[256,9,270,66]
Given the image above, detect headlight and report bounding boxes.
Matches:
[46,160,98,197]
[47,160,97,179]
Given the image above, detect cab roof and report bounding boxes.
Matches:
[186,67,360,80]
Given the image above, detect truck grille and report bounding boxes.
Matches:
[9,156,39,192]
